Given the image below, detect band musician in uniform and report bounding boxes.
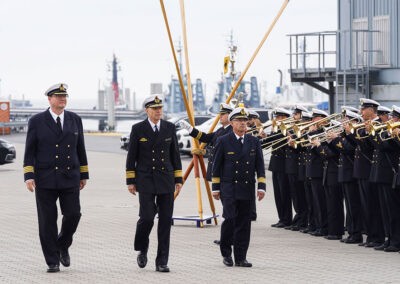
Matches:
[23,83,89,273]
[212,106,266,268]
[126,95,183,273]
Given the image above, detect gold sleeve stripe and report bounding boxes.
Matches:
[212,177,220,183]
[195,131,203,140]
[126,171,135,179]
[257,177,266,183]
[80,165,89,173]
[174,170,183,177]
[23,166,34,173]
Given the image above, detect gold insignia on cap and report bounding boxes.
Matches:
[60,84,65,91]
[154,96,160,103]
[240,108,246,115]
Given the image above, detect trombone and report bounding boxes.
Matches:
[293,113,341,138]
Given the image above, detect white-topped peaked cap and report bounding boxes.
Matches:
[219,103,234,114]
[360,98,380,108]
[345,110,362,121]
[228,107,249,121]
[143,95,163,108]
[293,105,308,113]
[273,107,291,117]
[341,105,360,114]
[45,83,68,96]
[302,112,313,120]
[248,109,260,119]
[377,105,391,114]
[311,108,329,118]
[392,105,400,117]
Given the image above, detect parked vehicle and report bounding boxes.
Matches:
[0,139,16,164]
[120,115,212,151]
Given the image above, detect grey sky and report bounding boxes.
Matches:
[0,0,337,108]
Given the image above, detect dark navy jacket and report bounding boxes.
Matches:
[212,132,266,200]
[126,119,183,194]
[316,141,340,186]
[23,109,89,189]
[332,136,356,183]
[261,131,287,173]
[189,125,232,181]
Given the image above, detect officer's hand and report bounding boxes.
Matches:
[257,190,265,201]
[212,192,220,200]
[178,120,192,131]
[80,179,87,190]
[25,179,36,192]
[128,184,137,195]
[175,183,182,194]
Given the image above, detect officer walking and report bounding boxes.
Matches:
[212,106,266,268]
[23,83,89,273]
[126,95,183,272]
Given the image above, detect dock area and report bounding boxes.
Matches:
[1,133,399,283]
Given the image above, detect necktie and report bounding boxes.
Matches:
[56,116,62,133]
[154,125,159,134]
[238,137,243,147]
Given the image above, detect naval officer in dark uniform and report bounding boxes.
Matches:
[212,106,266,268]
[23,83,89,273]
[126,95,183,273]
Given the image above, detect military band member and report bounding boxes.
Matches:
[305,109,329,237]
[346,98,384,246]
[212,107,266,267]
[261,107,292,228]
[23,83,89,273]
[285,105,308,231]
[336,110,364,244]
[377,105,391,123]
[247,109,261,137]
[126,95,183,272]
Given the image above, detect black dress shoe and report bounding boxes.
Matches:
[384,246,400,252]
[47,264,60,273]
[271,222,281,228]
[374,244,386,251]
[358,242,366,247]
[290,226,301,231]
[365,242,382,248]
[213,240,221,245]
[155,264,170,272]
[344,237,362,244]
[311,231,327,237]
[275,223,287,228]
[137,251,147,268]
[324,235,343,240]
[235,260,252,267]
[300,228,310,233]
[59,248,70,267]
[284,225,293,230]
[223,256,233,267]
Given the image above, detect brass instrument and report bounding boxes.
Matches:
[292,113,341,138]
[348,122,365,134]
[387,121,400,135]
[370,122,390,136]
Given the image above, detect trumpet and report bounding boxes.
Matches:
[370,121,390,136]
[293,113,341,138]
[387,121,400,135]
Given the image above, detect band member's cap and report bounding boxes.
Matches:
[345,110,361,121]
[302,112,313,121]
[341,106,360,114]
[45,83,68,96]
[228,107,249,121]
[391,105,400,118]
[360,98,380,108]
[273,107,291,117]
[143,95,163,108]
[293,105,308,113]
[311,108,329,118]
[219,103,234,114]
[248,109,260,119]
[377,105,391,114]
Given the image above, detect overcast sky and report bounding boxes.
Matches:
[0,0,337,108]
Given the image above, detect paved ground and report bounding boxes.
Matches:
[1,133,399,283]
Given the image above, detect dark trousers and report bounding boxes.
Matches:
[325,183,344,236]
[358,179,385,243]
[134,192,174,266]
[288,174,307,227]
[220,198,251,262]
[342,181,362,238]
[304,179,315,230]
[310,178,327,234]
[377,184,390,240]
[381,184,400,247]
[35,187,81,266]
[272,171,292,225]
